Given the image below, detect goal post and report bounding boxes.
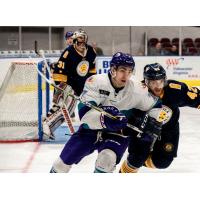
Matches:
[0,61,50,142]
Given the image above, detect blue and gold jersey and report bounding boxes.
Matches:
[51,44,96,96]
[159,79,200,129]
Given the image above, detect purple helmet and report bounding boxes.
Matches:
[110,52,135,69]
[65,31,73,39]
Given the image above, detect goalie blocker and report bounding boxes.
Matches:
[43,83,77,139]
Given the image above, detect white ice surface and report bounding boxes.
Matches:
[0,107,200,173]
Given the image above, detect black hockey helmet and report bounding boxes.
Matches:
[143,63,166,80]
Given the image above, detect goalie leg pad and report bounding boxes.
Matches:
[50,157,72,173]
[43,105,64,139]
[94,149,117,173]
[53,84,77,117]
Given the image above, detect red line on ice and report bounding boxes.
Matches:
[22,142,41,173]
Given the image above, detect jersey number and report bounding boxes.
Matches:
[58,61,65,69]
[187,87,198,100]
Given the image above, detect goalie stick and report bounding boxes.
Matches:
[34,41,75,136]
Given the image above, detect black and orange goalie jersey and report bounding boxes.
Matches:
[52,44,96,96]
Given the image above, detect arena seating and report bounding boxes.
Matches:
[148,37,200,55]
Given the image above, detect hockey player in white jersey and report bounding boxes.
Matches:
[50,52,162,173]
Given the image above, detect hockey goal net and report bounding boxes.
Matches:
[0,61,49,142]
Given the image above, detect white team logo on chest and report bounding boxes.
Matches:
[76,60,89,77]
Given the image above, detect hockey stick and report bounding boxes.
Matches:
[36,58,168,151]
[37,66,170,151]
[34,41,75,135]
[61,99,75,134]
[34,41,51,75]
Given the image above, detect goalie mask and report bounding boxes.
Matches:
[73,29,88,51]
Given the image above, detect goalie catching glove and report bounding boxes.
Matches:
[100,106,128,132]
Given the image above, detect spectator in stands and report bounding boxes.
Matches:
[91,42,104,56]
[149,42,164,56]
[65,31,74,47]
[167,45,179,56]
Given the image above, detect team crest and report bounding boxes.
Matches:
[148,105,172,124]
[76,61,89,77]
[157,105,172,124]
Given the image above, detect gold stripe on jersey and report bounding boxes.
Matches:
[52,73,67,82]
[89,67,97,74]
[120,160,139,173]
[144,155,156,169]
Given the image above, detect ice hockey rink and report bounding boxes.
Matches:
[0,107,200,173]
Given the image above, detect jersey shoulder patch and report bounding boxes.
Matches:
[167,80,182,90]
[63,50,69,59]
[61,46,72,59]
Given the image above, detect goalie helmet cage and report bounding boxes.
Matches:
[0,61,50,142]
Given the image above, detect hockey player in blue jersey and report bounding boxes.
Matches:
[65,31,74,47]
[50,52,163,173]
[43,29,97,139]
[120,63,200,173]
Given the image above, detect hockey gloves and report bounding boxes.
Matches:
[100,106,128,132]
[139,114,162,142]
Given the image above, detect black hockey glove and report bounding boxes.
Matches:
[129,109,162,142]
[143,116,162,140]
[138,115,162,142]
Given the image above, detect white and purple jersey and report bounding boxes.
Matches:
[78,73,159,130]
